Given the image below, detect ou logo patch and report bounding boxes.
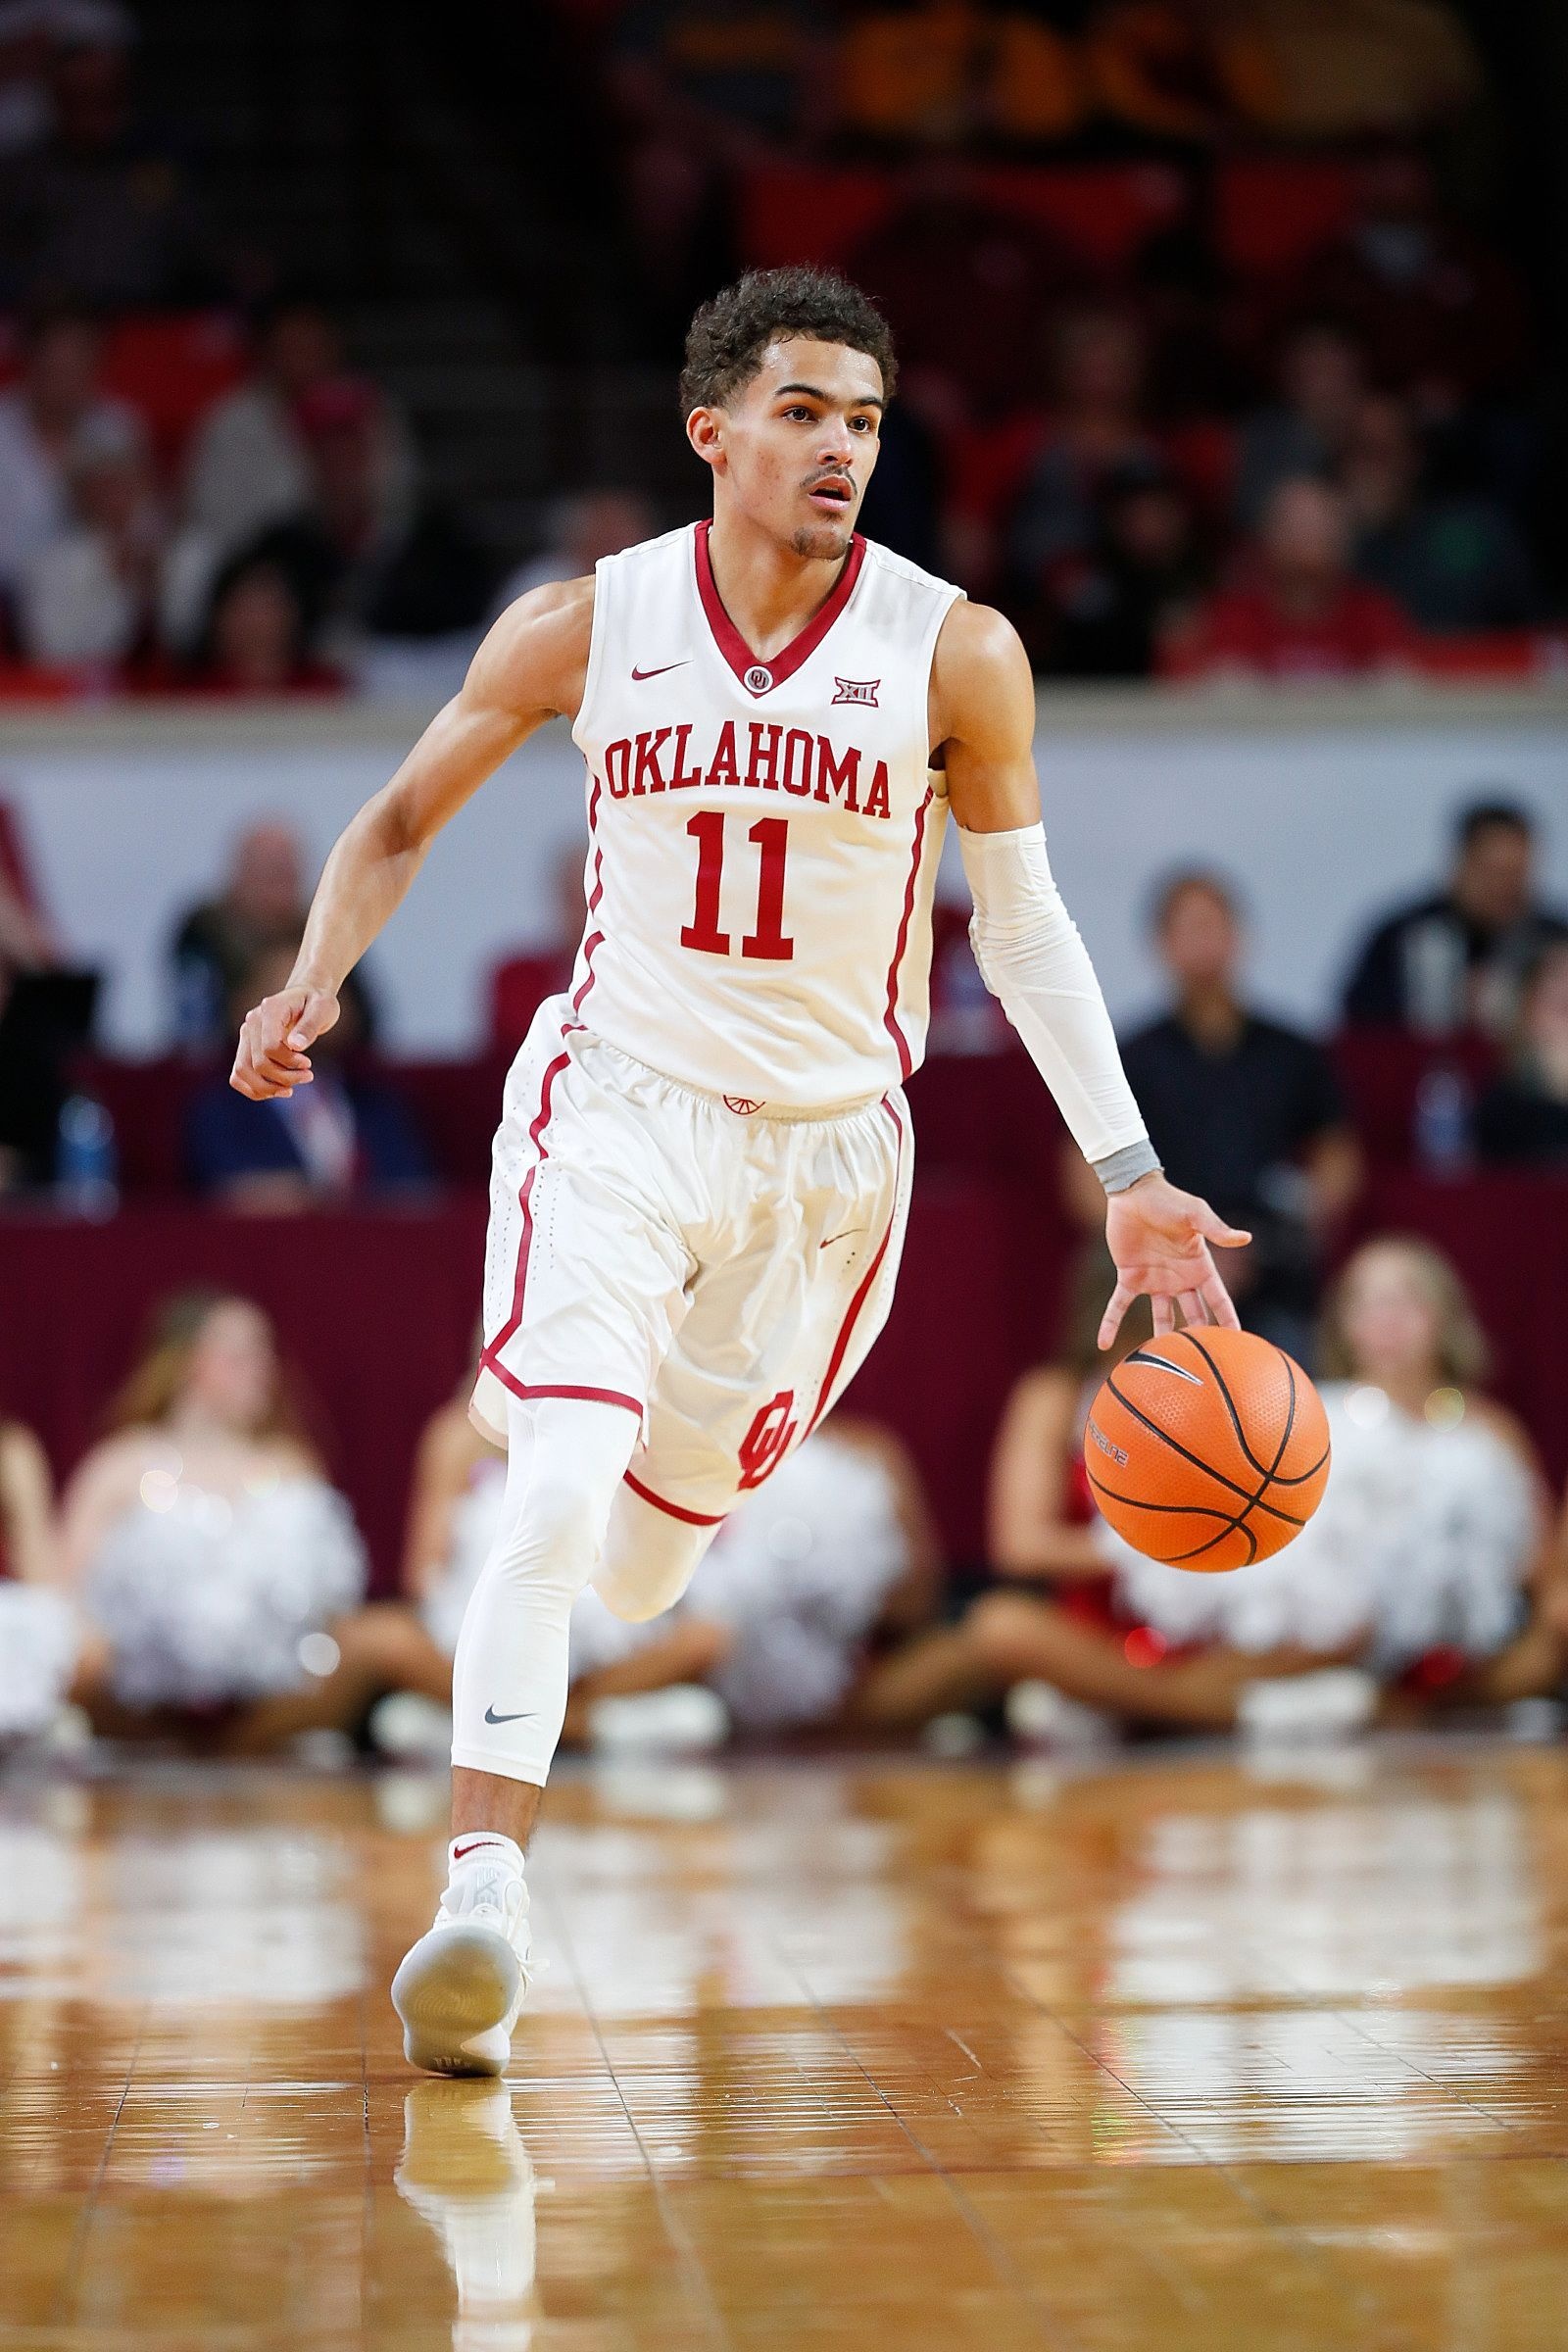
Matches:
[744,663,773,694]
[738,1390,798,1490]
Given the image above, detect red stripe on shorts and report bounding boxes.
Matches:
[806,1093,905,1435]
[622,1468,726,1526]
[571,780,605,1014]
[484,1370,643,1420]
[883,788,932,1080]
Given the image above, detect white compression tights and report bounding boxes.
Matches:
[450,1396,720,1787]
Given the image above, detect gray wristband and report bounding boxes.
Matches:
[1093,1137,1162,1195]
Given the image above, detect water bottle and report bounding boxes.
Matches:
[56,1095,120,1218]
[1413,1065,1472,1177]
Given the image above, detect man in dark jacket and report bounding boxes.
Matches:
[1343,801,1568,1039]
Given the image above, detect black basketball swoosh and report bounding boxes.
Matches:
[484,1704,533,1725]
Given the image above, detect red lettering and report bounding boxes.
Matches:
[632,729,671,796]
[605,741,632,801]
[745,721,782,791]
[863,760,891,821]
[707,720,740,789]
[812,737,860,812]
[781,729,813,798]
[670,722,704,789]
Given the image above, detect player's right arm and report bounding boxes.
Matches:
[230,577,594,1102]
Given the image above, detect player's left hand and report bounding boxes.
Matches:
[1100,1174,1250,1348]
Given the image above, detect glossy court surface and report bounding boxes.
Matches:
[3,1741,1567,2349]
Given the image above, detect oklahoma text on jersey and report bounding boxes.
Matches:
[602,720,893,821]
[564,517,963,1109]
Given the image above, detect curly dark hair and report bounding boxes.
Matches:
[679,267,898,418]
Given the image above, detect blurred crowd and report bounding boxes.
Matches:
[0,0,1559,688]
[3,790,1568,1207]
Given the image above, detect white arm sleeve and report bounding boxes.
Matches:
[958,822,1159,1190]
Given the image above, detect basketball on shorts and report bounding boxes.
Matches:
[1085,1326,1331,1572]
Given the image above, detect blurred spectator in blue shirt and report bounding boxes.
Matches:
[185,940,429,1211]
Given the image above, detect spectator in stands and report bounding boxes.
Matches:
[1233,321,1365,530]
[1067,869,1360,1358]
[183,299,417,573]
[1278,143,1530,410]
[60,1288,453,1752]
[1342,801,1568,1039]
[16,408,210,675]
[1474,943,1568,1170]
[1032,454,1208,678]
[185,939,429,1210]
[253,378,493,655]
[170,820,374,1053]
[0,3,54,161]
[0,4,218,307]
[181,551,341,699]
[849,155,1089,430]
[493,488,657,610]
[1006,309,1164,585]
[1341,393,1537,635]
[0,302,136,606]
[489,840,586,1055]
[609,0,829,314]
[1168,475,1415,681]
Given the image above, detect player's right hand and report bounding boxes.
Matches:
[229,987,340,1101]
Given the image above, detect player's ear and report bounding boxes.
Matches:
[685,405,725,474]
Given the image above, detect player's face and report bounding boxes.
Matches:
[697,338,884,560]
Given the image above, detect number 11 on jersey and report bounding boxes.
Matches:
[681,812,794,962]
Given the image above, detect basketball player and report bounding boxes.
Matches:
[231,269,1248,2075]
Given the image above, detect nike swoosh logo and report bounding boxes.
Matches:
[820,1228,862,1249]
[631,661,689,681]
[483,1704,534,1725]
[452,1838,503,1860]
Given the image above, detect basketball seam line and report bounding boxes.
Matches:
[1083,1470,1264,1564]
[1183,1331,1324,1488]
[1102,1374,1306,1529]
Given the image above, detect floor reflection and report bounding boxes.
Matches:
[0,1742,1566,2346]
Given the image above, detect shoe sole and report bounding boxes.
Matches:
[391,1924,523,2078]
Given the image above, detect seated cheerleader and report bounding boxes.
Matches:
[405,1365,730,1745]
[866,1238,1562,1741]
[0,1415,104,1745]
[408,1360,944,1747]
[61,1289,451,1753]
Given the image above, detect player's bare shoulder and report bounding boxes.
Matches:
[469,572,598,728]
[932,599,1034,725]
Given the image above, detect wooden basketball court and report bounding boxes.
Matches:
[2,1740,1566,2347]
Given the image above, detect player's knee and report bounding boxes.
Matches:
[491,1464,617,1593]
[592,1559,682,1624]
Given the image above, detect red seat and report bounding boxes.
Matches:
[101,312,247,473]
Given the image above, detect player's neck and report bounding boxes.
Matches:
[705,508,854,663]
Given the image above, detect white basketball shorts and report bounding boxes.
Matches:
[471,1000,911,1527]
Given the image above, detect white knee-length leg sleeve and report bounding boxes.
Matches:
[592,1481,723,1625]
[450,1395,642,1787]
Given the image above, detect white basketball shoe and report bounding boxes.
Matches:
[392,1836,532,2078]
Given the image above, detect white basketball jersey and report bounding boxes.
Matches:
[565,521,963,1109]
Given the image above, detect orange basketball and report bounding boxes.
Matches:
[1085,1326,1331,1572]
